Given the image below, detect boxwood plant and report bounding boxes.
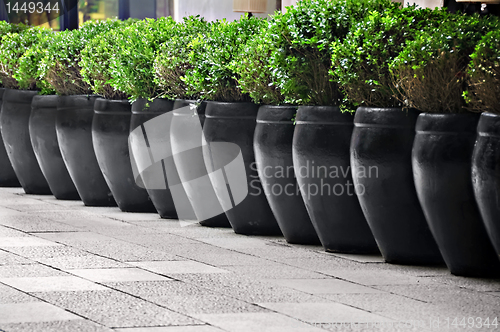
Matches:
[183,15,266,102]
[39,19,125,96]
[0,26,53,91]
[154,16,211,100]
[331,5,449,108]
[391,13,500,113]
[466,30,500,114]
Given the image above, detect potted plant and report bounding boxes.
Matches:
[100,17,181,215]
[392,14,500,277]
[40,19,127,207]
[0,26,52,195]
[287,0,392,253]
[331,6,445,264]
[154,16,230,226]
[0,21,26,188]
[468,30,500,260]
[232,16,319,244]
[184,15,282,235]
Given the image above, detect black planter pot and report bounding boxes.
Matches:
[202,101,281,235]
[93,98,155,213]
[292,106,378,253]
[0,89,51,194]
[351,107,443,265]
[29,95,80,200]
[130,98,178,218]
[56,95,116,206]
[0,88,20,187]
[472,112,500,259]
[413,113,500,277]
[254,105,320,244]
[171,99,230,227]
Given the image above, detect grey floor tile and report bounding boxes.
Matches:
[131,261,230,275]
[35,255,128,270]
[0,283,41,304]
[0,276,107,292]
[0,302,82,324]
[258,302,394,324]
[113,326,224,332]
[3,246,90,259]
[0,237,61,248]
[101,212,162,222]
[319,293,432,313]
[0,264,67,278]
[34,290,200,328]
[269,278,386,295]
[67,268,170,283]
[195,237,271,249]
[0,226,28,237]
[192,312,325,332]
[0,250,34,266]
[0,216,83,233]
[0,320,112,332]
[185,252,276,267]
[318,269,433,286]
[224,265,328,279]
[329,253,385,263]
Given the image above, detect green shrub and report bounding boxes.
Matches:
[183,15,267,102]
[391,13,500,113]
[40,19,125,96]
[0,21,29,88]
[466,30,500,114]
[268,0,395,107]
[153,16,211,100]
[108,17,177,101]
[80,18,137,99]
[0,26,53,90]
[331,6,449,108]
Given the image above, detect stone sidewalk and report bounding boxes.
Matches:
[0,187,499,332]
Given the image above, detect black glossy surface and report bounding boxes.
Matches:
[203,101,282,235]
[351,107,443,265]
[130,98,177,218]
[93,98,155,213]
[0,88,20,187]
[30,95,80,200]
[413,112,500,277]
[56,95,116,206]
[292,106,378,253]
[0,89,51,194]
[172,99,230,227]
[254,105,320,244]
[472,112,500,259]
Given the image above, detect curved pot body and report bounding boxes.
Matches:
[351,107,442,265]
[0,88,20,187]
[413,113,500,277]
[29,95,80,200]
[202,101,281,235]
[0,89,51,194]
[56,95,116,206]
[93,98,155,213]
[292,106,378,253]
[171,99,230,227]
[472,112,500,258]
[254,105,320,244]
[130,98,178,218]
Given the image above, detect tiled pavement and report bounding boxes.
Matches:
[0,188,499,332]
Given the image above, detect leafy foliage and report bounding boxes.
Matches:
[40,19,126,96]
[268,0,394,106]
[391,13,500,113]
[331,6,449,108]
[108,17,177,101]
[153,16,211,100]
[0,26,53,90]
[80,18,137,99]
[466,30,500,114]
[183,15,266,102]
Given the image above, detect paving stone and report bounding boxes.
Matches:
[102,212,162,222]
[0,250,34,266]
[67,268,170,283]
[0,226,28,237]
[269,279,386,295]
[0,302,82,324]
[0,276,107,292]
[34,290,200,328]
[258,302,394,324]
[224,264,328,279]
[0,264,67,278]
[0,237,62,248]
[192,312,325,332]
[186,252,277,267]
[113,326,224,332]
[422,275,500,292]
[238,245,328,261]
[0,283,41,304]
[318,269,433,286]
[0,207,24,216]
[35,255,128,270]
[0,319,112,332]
[131,261,229,275]
[8,204,68,212]
[139,243,235,259]
[330,253,385,263]
[318,293,432,313]
[0,215,83,232]
[196,237,271,249]
[112,233,200,247]
[167,226,239,239]
[3,246,90,259]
